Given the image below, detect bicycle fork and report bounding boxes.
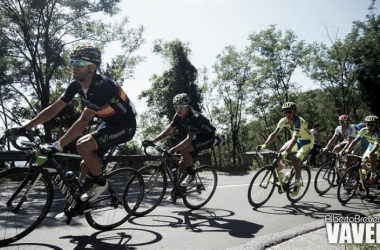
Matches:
[7,172,43,214]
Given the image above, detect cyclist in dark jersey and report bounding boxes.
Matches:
[6,45,137,221]
[144,93,216,187]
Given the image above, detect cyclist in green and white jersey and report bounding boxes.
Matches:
[346,115,380,185]
[256,102,314,197]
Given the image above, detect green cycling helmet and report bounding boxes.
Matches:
[70,45,102,65]
[173,93,190,105]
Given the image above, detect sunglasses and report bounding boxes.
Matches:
[174,105,187,110]
[70,59,93,67]
[339,121,347,124]
[366,123,375,127]
[284,111,292,114]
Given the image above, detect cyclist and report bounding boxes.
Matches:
[345,115,380,185]
[5,45,137,221]
[256,102,314,197]
[143,93,216,189]
[322,115,359,154]
[322,115,359,170]
[309,123,320,168]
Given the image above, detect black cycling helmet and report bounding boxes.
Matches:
[281,102,297,112]
[173,93,190,105]
[365,115,379,123]
[70,45,102,66]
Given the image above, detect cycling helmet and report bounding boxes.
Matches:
[173,93,190,105]
[338,115,349,121]
[70,45,102,65]
[281,102,297,112]
[365,115,379,123]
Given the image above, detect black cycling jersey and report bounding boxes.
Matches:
[60,74,136,123]
[170,109,216,136]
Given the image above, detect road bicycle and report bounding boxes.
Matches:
[314,150,347,195]
[337,154,380,204]
[124,143,217,216]
[247,149,311,208]
[0,133,144,246]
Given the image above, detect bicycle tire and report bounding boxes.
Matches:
[337,167,359,204]
[248,166,275,208]
[183,165,217,210]
[286,165,311,203]
[0,167,54,246]
[85,168,144,230]
[124,165,167,217]
[314,162,335,195]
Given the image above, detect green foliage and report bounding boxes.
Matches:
[0,0,144,142]
[139,39,202,148]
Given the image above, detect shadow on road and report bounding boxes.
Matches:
[129,208,263,238]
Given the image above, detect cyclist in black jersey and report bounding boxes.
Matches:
[143,93,216,188]
[6,45,137,221]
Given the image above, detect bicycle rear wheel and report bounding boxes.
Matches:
[314,163,335,195]
[183,165,217,210]
[85,168,144,230]
[337,167,359,204]
[248,166,275,208]
[286,165,311,203]
[124,165,167,217]
[0,167,53,246]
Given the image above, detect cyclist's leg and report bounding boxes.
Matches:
[80,120,136,202]
[291,141,312,196]
[180,135,215,186]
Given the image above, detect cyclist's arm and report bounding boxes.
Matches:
[59,108,96,147]
[24,99,67,130]
[263,130,279,147]
[369,143,379,156]
[325,134,338,149]
[171,132,194,153]
[346,138,360,152]
[341,136,355,153]
[152,124,175,143]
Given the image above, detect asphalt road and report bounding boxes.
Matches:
[3,168,379,250]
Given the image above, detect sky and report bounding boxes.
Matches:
[103,0,379,115]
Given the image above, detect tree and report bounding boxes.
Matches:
[139,39,202,148]
[349,0,380,118]
[213,46,252,167]
[0,0,144,143]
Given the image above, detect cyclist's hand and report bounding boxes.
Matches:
[5,126,26,139]
[163,149,173,158]
[142,140,155,147]
[256,144,266,152]
[281,150,288,158]
[40,143,59,156]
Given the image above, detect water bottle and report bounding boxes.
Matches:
[172,168,179,182]
[65,171,79,192]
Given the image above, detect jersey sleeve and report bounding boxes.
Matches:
[275,117,286,133]
[170,114,181,128]
[347,125,357,138]
[60,81,80,103]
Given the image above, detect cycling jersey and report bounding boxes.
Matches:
[275,116,314,142]
[275,116,314,161]
[170,109,216,136]
[356,127,380,145]
[60,74,136,123]
[334,124,357,141]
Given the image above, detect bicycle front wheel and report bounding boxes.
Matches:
[337,167,359,204]
[183,165,217,210]
[314,163,335,195]
[286,165,311,203]
[0,167,54,246]
[248,166,275,208]
[124,165,167,217]
[85,168,144,230]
